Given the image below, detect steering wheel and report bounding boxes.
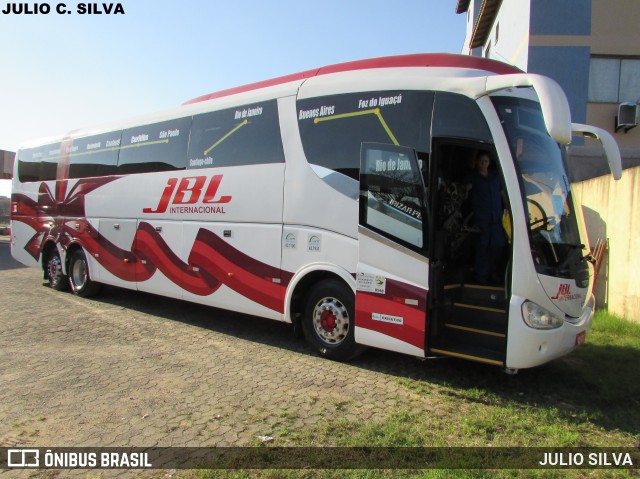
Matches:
[527,198,551,232]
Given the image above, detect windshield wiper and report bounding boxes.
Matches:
[553,244,590,277]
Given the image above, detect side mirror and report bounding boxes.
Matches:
[571,123,622,180]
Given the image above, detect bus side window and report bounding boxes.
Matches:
[432,92,492,142]
[297,91,434,182]
[187,100,284,169]
[17,148,42,182]
[118,117,191,175]
[17,143,59,183]
[68,132,122,179]
[360,143,427,252]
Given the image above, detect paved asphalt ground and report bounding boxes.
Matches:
[0,237,436,462]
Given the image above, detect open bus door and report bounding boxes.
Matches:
[354,143,430,357]
[426,138,510,367]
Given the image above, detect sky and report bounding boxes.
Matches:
[0,0,467,195]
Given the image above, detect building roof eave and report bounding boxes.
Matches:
[455,0,471,14]
[469,0,503,49]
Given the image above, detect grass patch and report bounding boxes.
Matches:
[290,311,640,448]
[173,311,639,478]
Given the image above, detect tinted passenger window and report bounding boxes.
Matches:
[297,91,434,180]
[17,143,59,182]
[118,117,191,174]
[360,143,426,251]
[187,100,284,169]
[432,92,491,141]
[68,132,122,179]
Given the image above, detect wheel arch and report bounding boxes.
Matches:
[285,263,355,327]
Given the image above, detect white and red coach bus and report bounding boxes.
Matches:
[10,54,621,371]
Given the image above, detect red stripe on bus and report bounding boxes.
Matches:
[356,291,426,351]
[183,53,522,105]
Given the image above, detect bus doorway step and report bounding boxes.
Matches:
[429,341,505,367]
[429,283,508,367]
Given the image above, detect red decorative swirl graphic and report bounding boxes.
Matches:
[13,179,292,314]
[12,177,117,260]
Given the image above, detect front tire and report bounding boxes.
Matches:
[302,279,364,361]
[68,249,101,297]
[45,249,68,291]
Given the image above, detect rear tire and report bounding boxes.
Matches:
[68,249,101,297]
[45,249,68,291]
[302,279,365,361]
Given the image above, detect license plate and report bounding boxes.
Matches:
[575,331,586,346]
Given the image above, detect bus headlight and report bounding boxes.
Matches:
[522,301,564,330]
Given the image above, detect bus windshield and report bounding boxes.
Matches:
[492,96,589,287]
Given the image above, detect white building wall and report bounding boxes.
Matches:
[482,1,531,69]
[461,0,531,70]
[460,3,476,54]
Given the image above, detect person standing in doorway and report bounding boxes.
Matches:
[466,152,506,284]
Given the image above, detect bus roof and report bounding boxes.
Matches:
[17,54,524,150]
[183,53,522,105]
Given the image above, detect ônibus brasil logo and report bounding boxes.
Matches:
[143,175,231,214]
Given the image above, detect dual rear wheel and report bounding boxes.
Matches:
[45,248,100,297]
[45,249,68,291]
[68,250,101,297]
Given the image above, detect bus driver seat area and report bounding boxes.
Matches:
[437,177,477,264]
